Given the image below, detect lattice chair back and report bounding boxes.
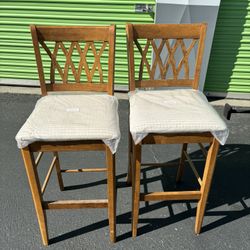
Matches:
[30,25,116,95]
[126,23,207,91]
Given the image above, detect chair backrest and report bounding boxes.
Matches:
[126,23,207,91]
[31,25,116,95]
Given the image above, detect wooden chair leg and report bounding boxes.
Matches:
[132,143,141,237]
[126,133,133,185]
[106,147,116,243]
[21,147,49,246]
[176,143,188,183]
[195,138,220,234]
[53,152,64,191]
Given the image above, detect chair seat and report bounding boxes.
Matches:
[129,89,229,145]
[16,94,120,153]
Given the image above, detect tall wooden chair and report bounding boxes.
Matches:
[15,25,119,245]
[126,23,228,237]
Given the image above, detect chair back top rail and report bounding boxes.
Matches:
[126,23,207,91]
[31,25,116,95]
[36,26,111,41]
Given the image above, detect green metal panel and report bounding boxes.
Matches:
[205,0,250,94]
[0,0,155,86]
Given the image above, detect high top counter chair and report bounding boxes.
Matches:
[126,23,229,237]
[16,25,120,245]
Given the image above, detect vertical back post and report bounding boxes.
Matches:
[126,24,136,91]
[30,25,47,96]
[108,25,116,95]
[193,23,207,90]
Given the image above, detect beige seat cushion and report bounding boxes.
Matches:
[16,94,120,153]
[129,89,229,145]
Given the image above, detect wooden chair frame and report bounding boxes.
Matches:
[20,25,116,245]
[126,23,220,237]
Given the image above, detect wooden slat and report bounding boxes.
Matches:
[41,156,57,194]
[41,38,109,87]
[177,39,198,79]
[136,39,153,80]
[136,79,193,88]
[126,23,207,91]
[132,23,204,39]
[88,41,107,83]
[35,152,43,167]
[30,140,106,152]
[140,191,201,201]
[61,168,107,173]
[165,39,179,80]
[198,143,208,157]
[150,39,165,79]
[75,42,91,82]
[178,39,189,79]
[31,24,115,95]
[60,41,78,83]
[36,26,110,41]
[46,83,108,92]
[50,41,59,84]
[183,151,202,186]
[40,41,64,80]
[134,37,197,85]
[142,133,213,145]
[43,199,108,209]
[134,39,145,81]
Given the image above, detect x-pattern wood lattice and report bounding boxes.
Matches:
[40,40,108,84]
[135,38,198,81]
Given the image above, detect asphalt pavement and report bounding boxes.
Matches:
[0,93,249,250]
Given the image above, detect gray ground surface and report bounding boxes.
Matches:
[1,93,250,250]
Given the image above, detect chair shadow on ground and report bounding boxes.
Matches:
[49,144,250,244]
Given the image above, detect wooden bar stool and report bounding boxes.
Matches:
[126,23,229,237]
[15,25,119,245]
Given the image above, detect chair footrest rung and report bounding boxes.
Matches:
[43,199,108,209]
[140,191,201,201]
[61,168,107,173]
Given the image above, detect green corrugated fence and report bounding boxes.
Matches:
[3,0,249,95]
[0,0,155,87]
[205,0,250,94]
